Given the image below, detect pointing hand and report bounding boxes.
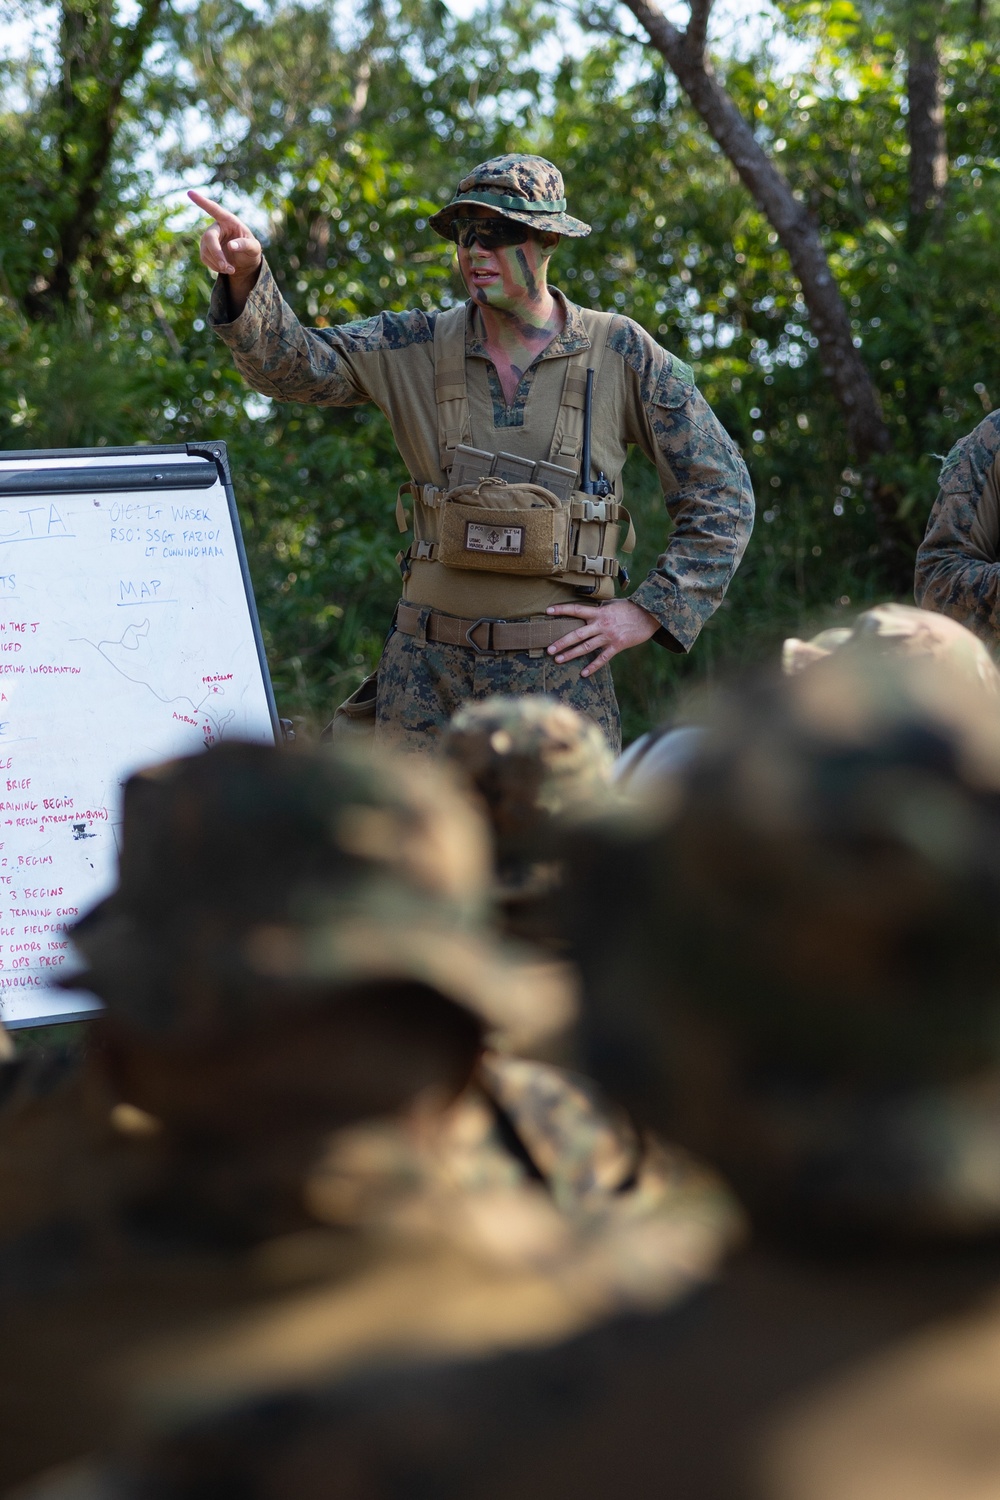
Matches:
[188,190,263,281]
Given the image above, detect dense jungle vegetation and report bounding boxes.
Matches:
[1,0,998,739]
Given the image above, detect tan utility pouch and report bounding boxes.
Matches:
[436,479,570,576]
[322,670,377,745]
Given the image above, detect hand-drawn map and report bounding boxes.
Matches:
[0,444,278,1026]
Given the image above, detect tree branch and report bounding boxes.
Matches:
[622,0,893,482]
[906,17,947,247]
[29,0,164,313]
[685,0,712,62]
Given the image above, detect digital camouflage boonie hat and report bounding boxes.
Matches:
[443,695,613,863]
[63,741,573,1049]
[429,154,591,240]
[443,696,614,952]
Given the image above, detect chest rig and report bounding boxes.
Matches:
[395,304,635,605]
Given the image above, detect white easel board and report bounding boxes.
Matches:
[0,442,279,1028]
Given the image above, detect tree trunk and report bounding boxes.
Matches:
[619,0,913,576]
[906,9,947,247]
[27,0,163,316]
[623,0,890,463]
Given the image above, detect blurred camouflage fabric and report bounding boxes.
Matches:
[0,1036,740,1494]
[443,695,615,946]
[561,651,1000,1242]
[65,740,570,1053]
[782,601,1000,694]
[915,408,1000,644]
[0,740,740,1493]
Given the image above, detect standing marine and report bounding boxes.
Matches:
[915,406,1000,643]
[192,153,754,752]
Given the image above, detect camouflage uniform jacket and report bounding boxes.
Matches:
[0,1049,739,1490]
[914,409,1000,642]
[209,269,754,649]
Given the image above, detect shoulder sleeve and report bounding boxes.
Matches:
[478,1054,640,1210]
[209,261,436,408]
[477,1054,743,1308]
[914,412,1000,640]
[607,318,754,652]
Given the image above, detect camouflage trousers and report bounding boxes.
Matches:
[374,614,621,755]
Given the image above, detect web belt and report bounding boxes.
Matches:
[394,602,575,654]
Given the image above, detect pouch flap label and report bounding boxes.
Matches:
[464,521,525,556]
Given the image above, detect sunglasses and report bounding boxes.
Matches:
[449,216,533,250]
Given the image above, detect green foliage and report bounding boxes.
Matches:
[2,0,999,742]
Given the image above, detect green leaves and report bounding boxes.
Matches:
[2,0,1000,736]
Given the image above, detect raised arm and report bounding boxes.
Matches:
[189,189,420,410]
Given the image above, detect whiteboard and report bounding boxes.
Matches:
[0,442,279,1028]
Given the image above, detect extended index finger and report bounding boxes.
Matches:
[188,189,239,227]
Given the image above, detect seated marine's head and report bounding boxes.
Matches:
[66,741,566,1159]
[443,694,614,948]
[782,602,1000,696]
[563,651,1000,1243]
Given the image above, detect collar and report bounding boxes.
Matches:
[464,288,590,362]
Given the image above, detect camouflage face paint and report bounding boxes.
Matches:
[457,234,560,389]
[514,247,538,300]
[451,210,563,401]
[458,236,551,322]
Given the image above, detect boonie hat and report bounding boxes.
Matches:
[63,742,574,1050]
[443,696,615,953]
[443,695,613,859]
[782,602,1000,695]
[567,653,1000,1083]
[430,154,591,240]
[562,655,1000,1238]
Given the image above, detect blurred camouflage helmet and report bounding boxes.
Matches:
[429,154,591,240]
[782,603,1000,696]
[442,696,613,865]
[568,652,1000,1081]
[563,655,1000,1235]
[64,742,572,1048]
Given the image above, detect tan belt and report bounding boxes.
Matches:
[395,602,572,654]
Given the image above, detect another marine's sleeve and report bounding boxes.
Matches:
[609,319,754,652]
[477,1053,744,1306]
[914,413,1000,641]
[208,261,434,408]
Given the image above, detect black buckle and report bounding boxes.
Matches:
[465,616,505,654]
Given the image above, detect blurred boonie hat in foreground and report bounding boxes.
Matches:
[562,653,1000,1236]
[782,602,1000,696]
[633,652,1000,1073]
[443,695,613,859]
[64,742,573,1050]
